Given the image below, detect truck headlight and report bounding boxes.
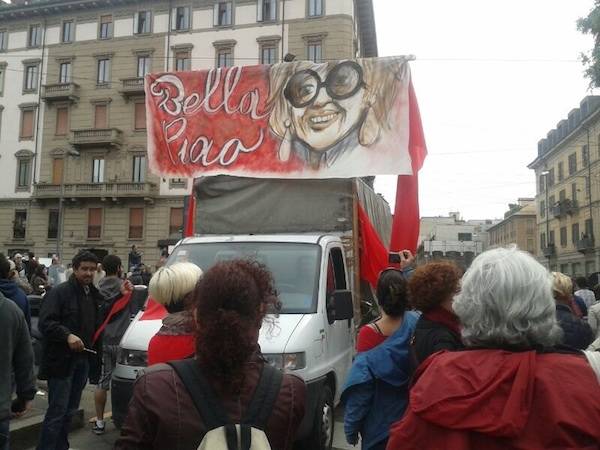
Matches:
[263,353,306,371]
[117,348,148,367]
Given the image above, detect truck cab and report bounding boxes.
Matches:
[112,233,355,450]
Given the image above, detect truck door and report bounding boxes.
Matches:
[324,246,353,401]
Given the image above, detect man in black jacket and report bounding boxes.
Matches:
[37,251,102,450]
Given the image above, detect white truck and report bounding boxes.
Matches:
[111,176,392,450]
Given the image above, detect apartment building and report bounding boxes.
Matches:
[487,198,537,254]
[0,0,377,264]
[528,95,600,277]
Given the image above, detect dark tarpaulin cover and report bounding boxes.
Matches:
[193,176,391,244]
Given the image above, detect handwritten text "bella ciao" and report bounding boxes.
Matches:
[149,67,268,167]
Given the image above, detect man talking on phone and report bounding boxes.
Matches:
[37,251,103,450]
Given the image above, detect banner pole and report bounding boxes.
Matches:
[352,178,362,327]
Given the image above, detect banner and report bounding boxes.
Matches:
[145,56,415,179]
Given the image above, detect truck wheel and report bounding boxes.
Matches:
[296,385,334,450]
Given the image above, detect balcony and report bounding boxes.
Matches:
[542,244,556,258]
[41,82,80,103]
[551,199,578,218]
[70,128,123,149]
[576,236,595,253]
[119,77,145,98]
[33,182,157,200]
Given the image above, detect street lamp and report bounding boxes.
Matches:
[541,170,550,254]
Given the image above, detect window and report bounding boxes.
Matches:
[0,30,8,51]
[572,182,578,202]
[572,262,582,276]
[308,0,323,17]
[134,11,152,34]
[547,168,555,186]
[172,6,191,31]
[328,247,347,291]
[28,25,41,48]
[549,195,555,208]
[527,238,534,253]
[20,109,35,140]
[55,107,68,135]
[88,208,102,239]
[134,102,146,130]
[24,64,38,91]
[99,15,113,39]
[307,41,322,63]
[585,218,593,237]
[257,0,277,21]
[583,145,589,167]
[540,232,546,249]
[48,210,59,239]
[170,178,187,188]
[217,48,233,68]
[560,227,567,247]
[137,55,151,77]
[92,158,105,183]
[549,230,555,245]
[586,261,596,275]
[94,104,107,128]
[559,189,566,202]
[16,159,30,189]
[175,50,191,71]
[572,223,580,243]
[59,62,71,83]
[169,207,183,236]
[129,208,144,239]
[13,211,26,239]
[0,66,5,96]
[458,232,472,241]
[540,200,545,218]
[568,153,577,175]
[558,162,564,181]
[52,158,64,184]
[61,20,74,43]
[260,45,277,65]
[132,155,146,182]
[539,175,545,193]
[97,58,110,85]
[214,2,232,26]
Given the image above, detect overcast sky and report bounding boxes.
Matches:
[373,0,597,220]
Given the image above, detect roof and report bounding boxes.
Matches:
[179,234,330,245]
[487,203,536,232]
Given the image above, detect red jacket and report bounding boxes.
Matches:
[387,349,600,450]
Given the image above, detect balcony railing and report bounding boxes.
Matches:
[542,244,556,258]
[70,128,123,148]
[33,182,157,199]
[551,199,578,218]
[41,82,80,103]
[119,77,145,97]
[576,236,595,253]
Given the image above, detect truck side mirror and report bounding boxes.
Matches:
[326,290,354,324]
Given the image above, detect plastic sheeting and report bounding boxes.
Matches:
[193,176,392,244]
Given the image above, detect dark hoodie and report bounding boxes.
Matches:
[0,278,30,331]
[386,349,600,450]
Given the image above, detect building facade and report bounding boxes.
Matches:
[0,0,377,265]
[487,198,537,254]
[417,212,498,269]
[528,96,600,277]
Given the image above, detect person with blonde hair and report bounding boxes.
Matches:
[147,262,203,365]
[551,272,593,350]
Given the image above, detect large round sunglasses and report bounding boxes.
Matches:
[283,61,365,109]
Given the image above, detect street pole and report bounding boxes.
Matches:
[587,128,594,241]
[545,174,549,249]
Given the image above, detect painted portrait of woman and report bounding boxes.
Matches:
[268,56,411,173]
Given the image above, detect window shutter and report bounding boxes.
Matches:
[56,107,68,135]
[52,158,64,184]
[171,7,177,30]
[257,0,264,22]
[133,12,139,34]
[170,207,184,235]
[88,208,102,238]
[129,208,144,239]
[21,110,34,138]
[134,102,146,129]
[213,4,219,25]
[94,104,107,128]
[226,2,232,24]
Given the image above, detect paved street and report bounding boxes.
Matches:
[12,383,355,450]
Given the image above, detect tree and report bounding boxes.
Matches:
[578,1,600,87]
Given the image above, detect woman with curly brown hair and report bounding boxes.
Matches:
[409,261,464,365]
[115,260,306,450]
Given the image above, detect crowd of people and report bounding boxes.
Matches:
[2,245,600,450]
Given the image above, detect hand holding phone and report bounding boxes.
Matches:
[389,250,415,269]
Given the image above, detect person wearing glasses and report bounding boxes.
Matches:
[268,57,408,172]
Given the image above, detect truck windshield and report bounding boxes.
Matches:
[166,242,320,314]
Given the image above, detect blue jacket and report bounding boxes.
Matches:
[556,303,593,349]
[0,278,30,331]
[341,311,419,450]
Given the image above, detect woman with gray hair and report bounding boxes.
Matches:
[386,247,600,450]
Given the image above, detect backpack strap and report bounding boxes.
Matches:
[167,359,230,431]
[242,363,284,429]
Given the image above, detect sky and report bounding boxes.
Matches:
[373,0,597,220]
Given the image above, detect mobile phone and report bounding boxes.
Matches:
[389,252,401,264]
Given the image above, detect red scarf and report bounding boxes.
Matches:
[423,306,461,336]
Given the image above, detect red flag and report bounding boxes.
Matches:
[390,79,427,253]
[93,292,132,345]
[184,187,196,238]
[139,298,168,321]
[358,204,389,288]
